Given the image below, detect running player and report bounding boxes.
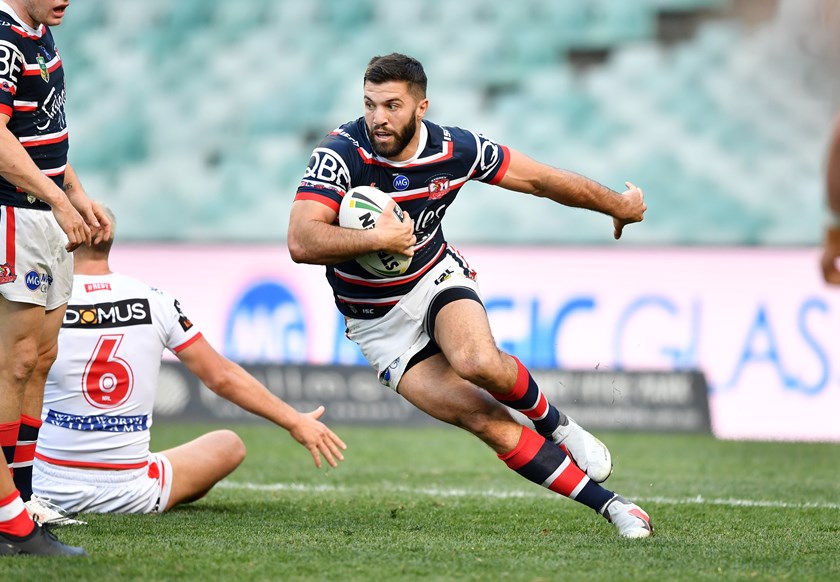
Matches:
[32,208,346,515]
[288,53,652,538]
[0,0,110,557]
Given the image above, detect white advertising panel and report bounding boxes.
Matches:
[110,245,840,442]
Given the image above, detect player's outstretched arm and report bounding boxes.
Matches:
[177,336,347,468]
[288,198,415,264]
[497,148,646,239]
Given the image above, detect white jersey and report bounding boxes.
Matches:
[36,272,202,469]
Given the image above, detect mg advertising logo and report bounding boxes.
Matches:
[224,280,307,363]
[24,270,51,292]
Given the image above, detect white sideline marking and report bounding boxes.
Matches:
[217,481,840,510]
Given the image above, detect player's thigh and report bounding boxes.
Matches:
[432,298,514,386]
[36,303,67,355]
[399,354,520,453]
[0,295,45,352]
[159,430,246,509]
[0,298,45,416]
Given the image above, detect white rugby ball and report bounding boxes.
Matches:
[338,186,412,277]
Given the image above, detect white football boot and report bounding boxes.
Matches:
[550,417,613,483]
[25,496,87,527]
[601,495,653,538]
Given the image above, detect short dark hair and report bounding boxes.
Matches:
[364,53,427,99]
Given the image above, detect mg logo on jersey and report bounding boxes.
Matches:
[393,175,409,191]
[224,280,307,363]
[24,270,51,292]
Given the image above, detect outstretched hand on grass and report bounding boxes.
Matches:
[290,406,347,468]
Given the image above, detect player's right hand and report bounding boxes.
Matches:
[52,199,92,251]
[376,199,416,256]
[289,406,347,469]
[614,181,646,240]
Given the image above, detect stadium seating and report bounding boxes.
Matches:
[52,0,833,244]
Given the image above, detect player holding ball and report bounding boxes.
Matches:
[288,53,651,538]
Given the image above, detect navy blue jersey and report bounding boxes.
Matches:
[0,7,67,211]
[296,117,510,318]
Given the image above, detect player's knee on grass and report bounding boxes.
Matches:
[214,429,247,468]
[166,430,247,509]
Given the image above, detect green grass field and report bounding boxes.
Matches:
[1,423,838,581]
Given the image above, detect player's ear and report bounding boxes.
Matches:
[416,98,429,119]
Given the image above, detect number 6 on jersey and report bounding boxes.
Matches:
[82,334,135,408]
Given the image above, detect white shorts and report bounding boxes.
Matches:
[0,205,72,310]
[32,454,174,515]
[345,250,482,391]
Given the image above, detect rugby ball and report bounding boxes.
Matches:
[338,186,412,277]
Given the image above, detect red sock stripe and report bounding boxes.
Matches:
[545,458,588,497]
[2,421,20,475]
[12,443,36,466]
[523,394,549,420]
[15,415,40,466]
[498,427,544,470]
[0,490,35,537]
[500,356,530,401]
[19,414,42,429]
[0,421,19,447]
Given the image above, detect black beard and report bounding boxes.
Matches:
[368,116,417,159]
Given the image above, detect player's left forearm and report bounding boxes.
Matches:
[536,168,626,216]
[212,361,307,432]
[63,163,88,201]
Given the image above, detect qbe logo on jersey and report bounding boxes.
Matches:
[304,148,350,189]
[224,280,307,363]
[0,40,24,81]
